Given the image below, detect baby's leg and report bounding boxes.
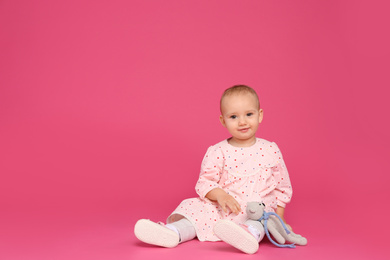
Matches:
[214,219,265,254]
[134,218,196,248]
[166,218,197,243]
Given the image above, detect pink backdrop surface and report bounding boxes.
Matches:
[1,0,389,259]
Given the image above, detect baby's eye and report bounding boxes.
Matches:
[230,115,237,119]
[247,113,253,116]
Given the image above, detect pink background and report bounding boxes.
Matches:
[1,0,389,259]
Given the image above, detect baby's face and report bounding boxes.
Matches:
[220,93,263,147]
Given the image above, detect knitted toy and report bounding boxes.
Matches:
[246,201,308,248]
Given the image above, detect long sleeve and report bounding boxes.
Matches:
[195,146,224,199]
[271,142,293,208]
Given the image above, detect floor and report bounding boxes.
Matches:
[1,201,387,260]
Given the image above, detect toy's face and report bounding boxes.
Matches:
[246,202,265,220]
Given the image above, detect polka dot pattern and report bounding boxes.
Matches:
[167,138,293,242]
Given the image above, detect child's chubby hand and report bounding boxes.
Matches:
[205,188,241,214]
[216,193,241,214]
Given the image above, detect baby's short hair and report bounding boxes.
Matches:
[220,85,260,112]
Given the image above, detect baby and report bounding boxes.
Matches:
[134,85,296,254]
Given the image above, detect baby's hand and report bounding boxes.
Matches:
[217,193,241,214]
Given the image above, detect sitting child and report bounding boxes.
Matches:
[134,85,297,254]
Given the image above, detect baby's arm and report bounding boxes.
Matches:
[276,205,292,231]
[196,146,241,214]
[206,188,241,214]
[271,143,293,230]
[195,146,223,199]
[276,205,285,222]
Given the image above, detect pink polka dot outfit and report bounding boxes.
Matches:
[167,138,293,242]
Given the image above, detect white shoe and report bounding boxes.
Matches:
[134,219,180,248]
[214,220,259,254]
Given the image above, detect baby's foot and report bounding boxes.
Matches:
[134,219,180,248]
[214,220,259,254]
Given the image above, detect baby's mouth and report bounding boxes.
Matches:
[238,128,250,132]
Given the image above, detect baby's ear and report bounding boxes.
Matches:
[219,115,226,128]
[258,109,263,124]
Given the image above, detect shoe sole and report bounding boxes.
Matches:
[134,219,179,248]
[214,220,259,254]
